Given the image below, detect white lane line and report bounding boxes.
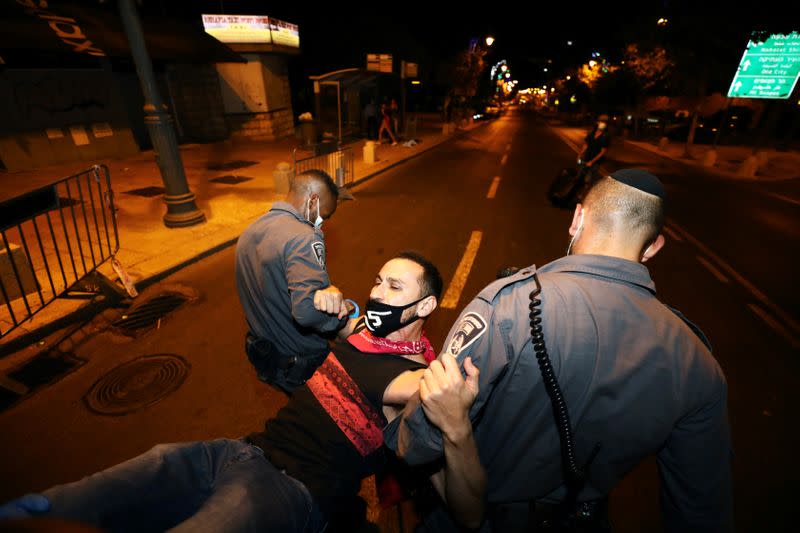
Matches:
[764,191,800,207]
[747,303,800,349]
[696,255,730,284]
[441,231,483,309]
[668,219,800,336]
[500,154,508,166]
[486,176,501,199]
[662,224,684,242]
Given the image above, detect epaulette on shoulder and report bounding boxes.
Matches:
[477,265,538,303]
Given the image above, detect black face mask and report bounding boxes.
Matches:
[364,296,426,338]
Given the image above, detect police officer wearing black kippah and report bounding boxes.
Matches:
[386,169,733,532]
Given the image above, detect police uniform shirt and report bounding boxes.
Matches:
[235,201,344,359]
[385,254,733,532]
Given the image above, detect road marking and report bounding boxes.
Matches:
[500,154,508,166]
[668,219,800,337]
[696,255,730,283]
[505,143,512,153]
[747,303,800,349]
[662,224,684,242]
[441,231,483,309]
[487,176,501,199]
[763,191,800,207]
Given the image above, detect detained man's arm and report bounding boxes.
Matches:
[384,297,508,465]
[383,368,426,405]
[422,354,486,530]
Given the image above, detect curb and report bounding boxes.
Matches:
[348,121,491,189]
[0,123,490,357]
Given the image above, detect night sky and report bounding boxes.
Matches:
[137,1,792,88]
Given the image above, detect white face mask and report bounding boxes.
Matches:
[567,209,585,256]
[306,196,323,229]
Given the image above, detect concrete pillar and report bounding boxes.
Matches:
[273,162,291,194]
[702,149,717,167]
[739,155,759,178]
[0,243,38,300]
[363,141,378,164]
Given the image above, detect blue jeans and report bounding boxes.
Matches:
[31,439,325,532]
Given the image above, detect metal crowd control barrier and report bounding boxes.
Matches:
[292,146,355,196]
[0,165,120,339]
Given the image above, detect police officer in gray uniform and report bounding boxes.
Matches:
[386,170,733,532]
[236,169,348,393]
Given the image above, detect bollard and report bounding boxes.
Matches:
[702,149,717,167]
[363,141,378,164]
[442,123,450,135]
[658,136,669,151]
[273,162,291,194]
[739,155,758,178]
[755,150,770,168]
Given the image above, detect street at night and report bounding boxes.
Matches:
[1,3,799,532]
[1,110,798,531]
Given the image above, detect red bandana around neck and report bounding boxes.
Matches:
[347,327,436,364]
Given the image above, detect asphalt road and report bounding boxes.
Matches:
[1,109,797,532]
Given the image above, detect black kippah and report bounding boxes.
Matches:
[609,169,666,200]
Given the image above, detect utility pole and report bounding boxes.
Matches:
[117,0,205,228]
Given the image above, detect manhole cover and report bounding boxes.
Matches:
[206,160,258,171]
[112,293,188,333]
[124,186,166,198]
[84,354,190,416]
[209,175,253,185]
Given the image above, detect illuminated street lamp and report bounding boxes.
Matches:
[566,75,571,80]
[588,60,597,67]
[657,17,668,26]
[543,67,548,72]
[485,36,495,46]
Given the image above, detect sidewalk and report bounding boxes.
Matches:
[0,116,483,357]
[548,122,800,182]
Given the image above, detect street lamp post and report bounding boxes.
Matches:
[117,0,205,228]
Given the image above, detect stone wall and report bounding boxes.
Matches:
[226,108,294,141]
[167,64,228,142]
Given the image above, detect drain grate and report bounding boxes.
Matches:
[209,175,253,185]
[124,186,166,198]
[206,160,258,171]
[84,354,190,415]
[112,293,188,333]
[8,354,80,389]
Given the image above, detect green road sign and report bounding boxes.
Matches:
[727,32,800,99]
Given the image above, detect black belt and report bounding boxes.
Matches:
[487,498,610,532]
